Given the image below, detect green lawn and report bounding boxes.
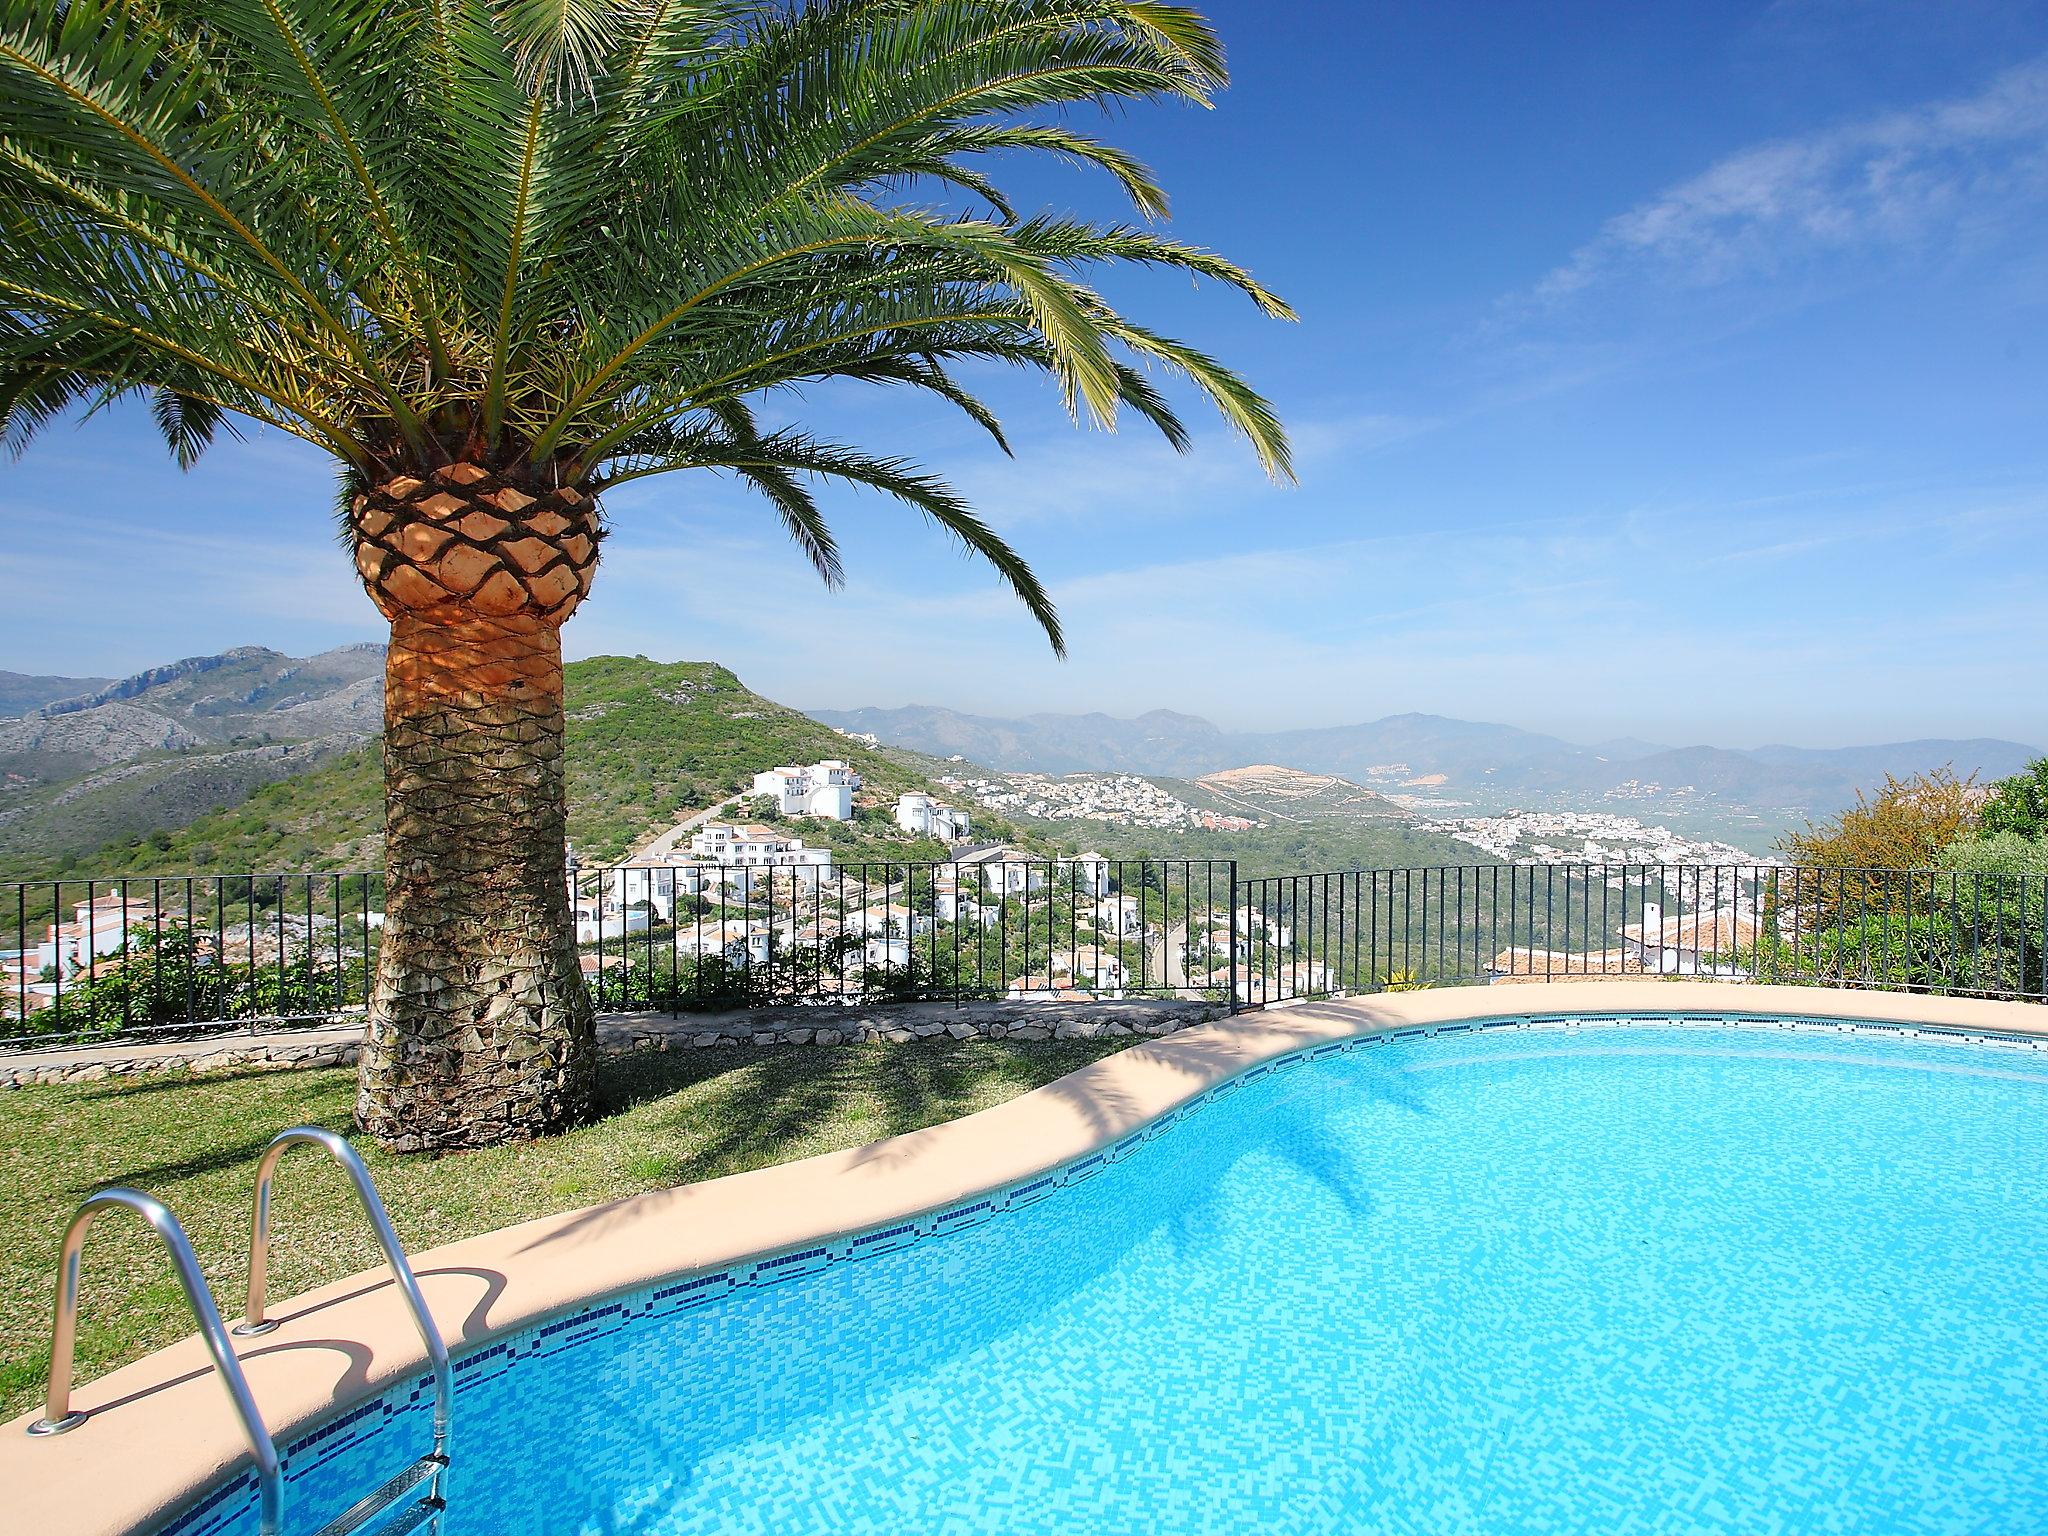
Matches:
[0,1037,1128,1421]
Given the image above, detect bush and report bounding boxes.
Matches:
[1977,758,2048,841]
[1940,830,2048,876]
[15,923,359,1039]
[1778,767,1981,872]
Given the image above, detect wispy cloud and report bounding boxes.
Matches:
[1531,56,2048,303]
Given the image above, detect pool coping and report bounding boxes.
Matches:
[6,980,2047,1536]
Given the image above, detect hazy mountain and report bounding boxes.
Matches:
[8,643,384,760]
[827,703,1235,775]
[0,672,114,719]
[812,703,2040,827]
[817,705,1624,780]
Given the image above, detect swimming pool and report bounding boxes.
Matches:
[162,1014,2048,1536]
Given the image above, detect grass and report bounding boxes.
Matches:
[0,1036,1129,1421]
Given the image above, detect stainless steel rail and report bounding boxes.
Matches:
[236,1128,452,1509]
[29,1188,284,1536]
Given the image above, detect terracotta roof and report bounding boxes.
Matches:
[1622,911,1760,951]
[1489,946,1644,978]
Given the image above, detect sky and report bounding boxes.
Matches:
[4,0,2047,750]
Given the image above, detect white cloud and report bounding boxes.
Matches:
[1532,56,2048,301]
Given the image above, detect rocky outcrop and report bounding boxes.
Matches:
[35,647,261,716]
[0,700,206,763]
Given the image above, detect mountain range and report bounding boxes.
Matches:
[0,645,387,869]
[7,642,2039,872]
[813,703,2041,830]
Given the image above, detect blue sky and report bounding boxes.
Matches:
[4,0,2046,749]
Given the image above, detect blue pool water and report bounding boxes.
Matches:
[172,1017,2048,1536]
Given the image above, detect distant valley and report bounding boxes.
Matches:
[6,641,2039,877]
[817,703,2041,848]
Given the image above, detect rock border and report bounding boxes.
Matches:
[0,998,1226,1087]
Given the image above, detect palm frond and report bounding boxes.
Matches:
[0,0,1287,644]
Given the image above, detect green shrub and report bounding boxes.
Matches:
[1940,831,2048,876]
[1977,758,2048,841]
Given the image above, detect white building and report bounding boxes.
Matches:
[679,921,780,968]
[1063,946,1127,991]
[1234,908,1293,952]
[1236,960,1331,1006]
[844,903,932,939]
[35,895,159,977]
[931,884,990,927]
[1060,852,1112,898]
[1004,973,1079,1000]
[690,822,835,888]
[1094,894,1146,937]
[751,760,860,820]
[575,902,650,945]
[953,844,1048,896]
[607,862,686,919]
[894,792,972,842]
[863,935,913,969]
[1622,902,1758,978]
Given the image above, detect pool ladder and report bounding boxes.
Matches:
[28,1127,453,1536]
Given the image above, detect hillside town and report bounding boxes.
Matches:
[943,770,1261,831]
[1439,810,1768,867]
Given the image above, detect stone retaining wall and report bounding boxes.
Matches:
[1,999,1226,1087]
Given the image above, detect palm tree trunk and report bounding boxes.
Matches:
[349,464,602,1151]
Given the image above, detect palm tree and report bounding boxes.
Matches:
[0,0,1292,1150]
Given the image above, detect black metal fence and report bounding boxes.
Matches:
[1236,863,2048,1006]
[3,873,385,1048]
[7,859,2044,1049]
[573,858,1241,1013]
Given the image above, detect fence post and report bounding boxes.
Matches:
[1226,861,1240,1015]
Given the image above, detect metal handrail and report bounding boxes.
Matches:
[236,1128,452,1486]
[29,1188,283,1536]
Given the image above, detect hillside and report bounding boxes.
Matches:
[0,644,388,867]
[4,657,1027,880]
[0,740,367,874]
[0,644,382,773]
[1025,807,1492,880]
[1179,765,1407,824]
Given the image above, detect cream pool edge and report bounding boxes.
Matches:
[7,980,2048,1536]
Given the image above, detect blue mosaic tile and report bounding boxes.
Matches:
[152,1013,2048,1536]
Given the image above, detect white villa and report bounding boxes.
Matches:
[751,760,860,820]
[953,844,1047,895]
[1060,852,1113,898]
[1621,902,1759,978]
[863,934,914,969]
[844,903,933,939]
[1062,945,1127,990]
[1237,960,1331,1005]
[894,791,972,842]
[1094,894,1146,937]
[34,894,160,977]
[1234,907,1294,952]
[931,882,990,926]
[691,822,835,887]
[678,921,780,968]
